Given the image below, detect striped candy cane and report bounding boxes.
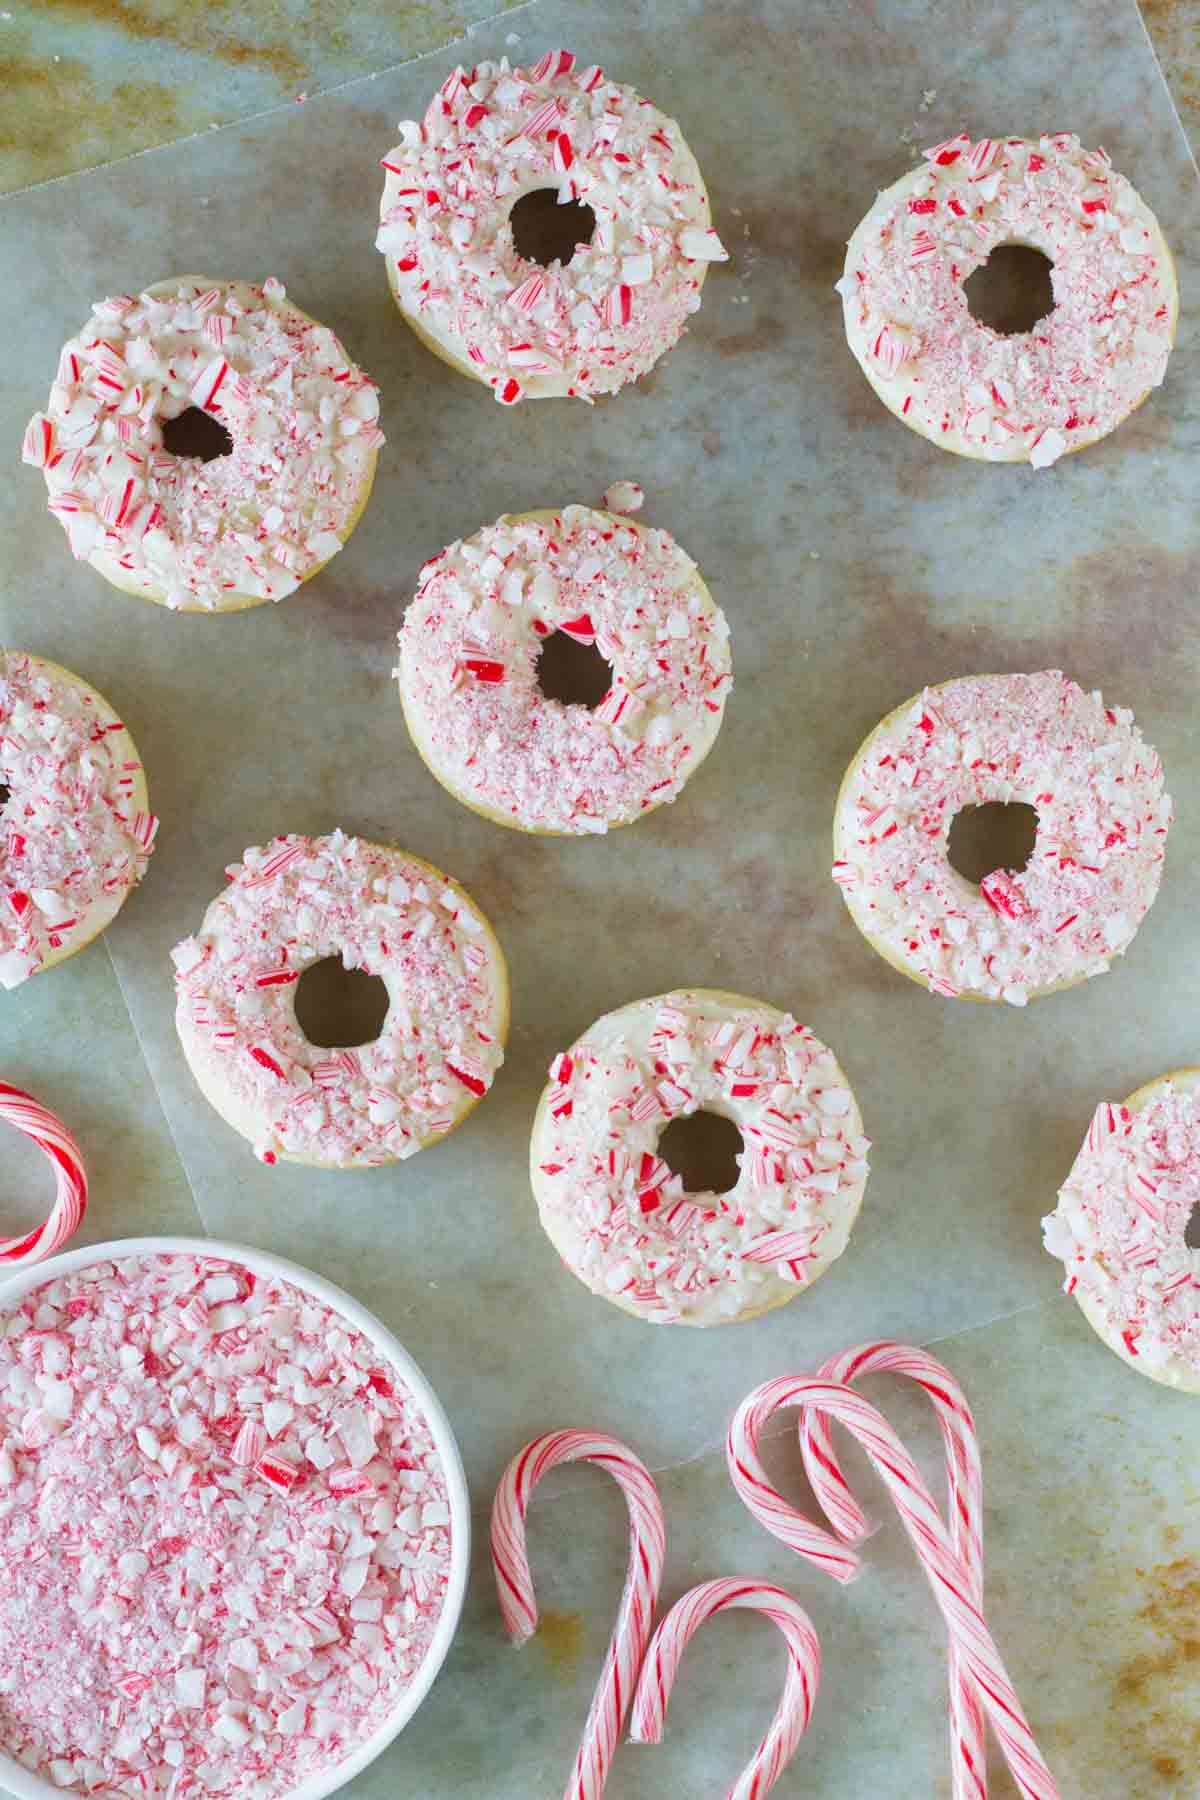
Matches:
[728,1376,1059,1800]
[630,1578,821,1799]
[800,1344,986,1800]
[491,1431,666,1800]
[0,1081,88,1265]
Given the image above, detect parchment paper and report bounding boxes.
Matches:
[1,2,1198,1792]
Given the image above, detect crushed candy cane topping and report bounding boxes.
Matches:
[398,505,731,835]
[833,672,1171,1006]
[837,133,1176,462]
[24,278,382,610]
[376,49,727,403]
[0,1252,453,1797]
[0,652,156,989]
[1044,1080,1200,1385]
[173,831,506,1166]
[531,990,869,1325]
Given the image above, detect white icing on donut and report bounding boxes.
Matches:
[0,653,156,989]
[397,505,731,835]
[833,672,1171,1005]
[25,278,382,611]
[376,49,727,403]
[838,133,1177,462]
[1044,1073,1200,1392]
[530,990,869,1326]
[173,832,507,1167]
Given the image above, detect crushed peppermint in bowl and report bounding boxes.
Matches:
[0,1238,468,1800]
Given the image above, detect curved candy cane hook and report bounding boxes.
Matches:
[728,1376,1059,1800]
[630,1578,820,1800]
[491,1430,666,1800]
[801,1343,986,1800]
[0,1081,88,1265]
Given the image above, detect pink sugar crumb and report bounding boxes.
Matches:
[0,1253,453,1797]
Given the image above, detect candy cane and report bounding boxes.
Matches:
[800,1344,986,1800]
[491,1431,666,1800]
[728,1377,1059,1800]
[630,1578,820,1799]
[0,1081,88,1264]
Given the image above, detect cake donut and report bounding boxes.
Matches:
[833,672,1170,1006]
[0,651,157,988]
[837,133,1178,463]
[173,831,508,1167]
[376,49,727,404]
[396,503,731,834]
[530,990,870,1326]
[24,277,382,612]
[1044,1071,1200,1392]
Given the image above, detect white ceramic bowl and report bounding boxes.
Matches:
[0,1236,471,1800]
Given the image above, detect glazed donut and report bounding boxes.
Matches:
[0,651,157,988]
[833,672,1170,1006]
[1044,1071,1200,1392]
[837,133,1178,463]
[24,277,382,612]
[529,989,870,1326]
[173,831,508,1167]
[396,503,731,835]
[376,48,727,404]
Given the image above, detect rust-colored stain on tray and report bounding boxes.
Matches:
[0,0,523,193]
[1141,0,1200,127]
[1113,1552,1200,1786]
[532,1608,584,1677]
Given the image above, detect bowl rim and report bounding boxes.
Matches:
[0,1234,471,1800]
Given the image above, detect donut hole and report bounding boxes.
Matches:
[657,1110,743,1196]
[162,406,234,464]
[947,802,1039,886]
[963,245,1055,336]
[510,188,597,268]
[536,632,614,710]
[293,960,390,1050]
[0,783,10,810]
[1186,1205,1200,1251]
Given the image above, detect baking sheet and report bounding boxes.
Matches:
[2,1,1198,1793]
